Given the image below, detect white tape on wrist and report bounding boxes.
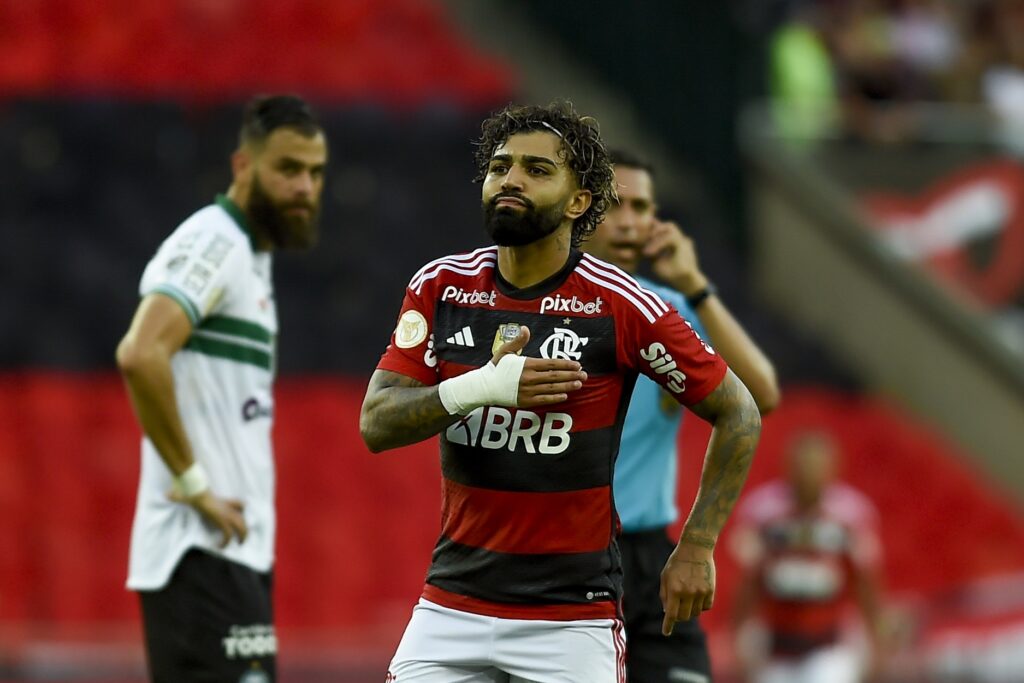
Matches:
[438,354,527,415]
[173,462,210,498]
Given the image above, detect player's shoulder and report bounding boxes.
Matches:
[632,274,688,311]
[574,253,671,323]
[738,479,791,520]
[169,202,251,250]
[823,483,879,525]
[406,246,498,295]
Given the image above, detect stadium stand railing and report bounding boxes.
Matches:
[739,102,1024,500]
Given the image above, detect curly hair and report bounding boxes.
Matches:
[474,101,616,248]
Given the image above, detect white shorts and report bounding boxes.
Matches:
[387,599,626,683]
[755,645,861,683]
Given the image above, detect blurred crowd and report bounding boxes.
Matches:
[768,0,1024,145]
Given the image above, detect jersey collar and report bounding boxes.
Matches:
[495,249,583,300]
[215,194,257,251]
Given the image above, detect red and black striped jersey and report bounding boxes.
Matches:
[377,246,727,620]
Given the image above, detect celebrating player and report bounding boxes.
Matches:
[361,101,762,683]
[116,95,327,682]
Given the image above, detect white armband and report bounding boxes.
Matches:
[438,354,526,415]
[172,462,210,498]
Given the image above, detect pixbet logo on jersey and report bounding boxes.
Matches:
[446,407,572,455]
[640,342,687,394]
[539,294,603,315]
[441,285,497,307]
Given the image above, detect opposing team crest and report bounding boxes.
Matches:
[492,323,523,355]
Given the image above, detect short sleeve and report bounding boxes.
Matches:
[728,487,767,568]
[376,284,439,385]
[140,224,247,326]
[621,303,727,407]
[843,492,882,570]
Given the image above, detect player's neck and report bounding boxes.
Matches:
[497,226,573,289]
[225,185,274,251]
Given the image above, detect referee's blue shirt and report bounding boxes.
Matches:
[614,276,708,533]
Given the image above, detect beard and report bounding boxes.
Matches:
[483,193,566,247]
[247,174,320,249]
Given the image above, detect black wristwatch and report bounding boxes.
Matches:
[685,282,717,309]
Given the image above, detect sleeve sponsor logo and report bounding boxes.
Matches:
[540,294,603,315]
[202,235,234,267]
[424,334,437,367]
[446,407,573,455]
[539,328,588,361]
[682,318,716,355]
[183,263,213,296]
[166,254,188,273]
[177,232,199,251]
[640,342,687,394]
[395,310,429,349]
[441,285,497,306]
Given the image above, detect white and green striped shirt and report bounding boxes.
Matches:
[128,195,278,590]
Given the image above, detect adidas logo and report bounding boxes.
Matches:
[446,326,475,347]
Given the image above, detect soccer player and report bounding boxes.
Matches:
[731,432,884,683]
[360,101,763,683]
[583,150,781,683]
[116,95,327,683]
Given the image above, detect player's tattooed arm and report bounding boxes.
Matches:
[359,369,462,453]
[683,369,761,545]
[660,369,761,632]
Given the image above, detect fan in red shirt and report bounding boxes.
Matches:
[360,101,762,683]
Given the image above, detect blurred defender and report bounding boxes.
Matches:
[583,150,780,683]
[731,433,884,683]
[361,102,762,682]
[116,95,327,682]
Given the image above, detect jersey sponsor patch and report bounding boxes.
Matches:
[441,285,497,307]
[166,254,188,273]
[202,235,235,267]
[424,334,438,367]
[446,407,573,455]
[491,322,523,355]
[222,624,277,659]
[395,310,429,348]
[183,263,213,296]
[640,342,687,394]
[540,293,603,315]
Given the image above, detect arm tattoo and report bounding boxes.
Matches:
[359,370,461,452]
[682,369,761,545]
[679,560,714,583]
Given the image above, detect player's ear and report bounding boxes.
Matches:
[231,147,254,183]
[565,189,592,221]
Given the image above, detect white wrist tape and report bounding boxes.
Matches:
[173,462,210,498]
[438,354,527,415]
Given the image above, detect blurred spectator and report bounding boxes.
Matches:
[979,0,1024,152]
[730,431,885,683]
[770,4,841,142]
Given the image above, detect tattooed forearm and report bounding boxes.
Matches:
[359,370,461,452]
[682,369,761,545]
